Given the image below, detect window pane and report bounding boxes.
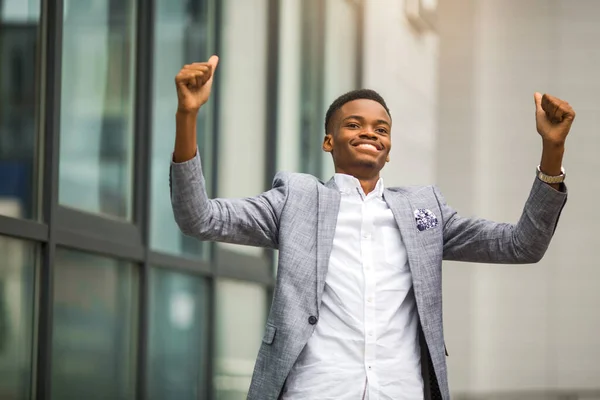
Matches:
[52,249,137,399]
[217,0,268,257]
[150,0,211,257]
[0,236,36,400]
[292,0,359,181]
[276,0,302,173]
[322,0,359,179]
[214,279,266,400]
[299,0,325,179]
[148,268,209,400]
[58,0,136,219]
[0,0,40,219]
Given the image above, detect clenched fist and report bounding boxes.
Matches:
[175,55,219,114]
[534,92,576,145]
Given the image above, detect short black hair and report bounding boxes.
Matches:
[324,89,391,134]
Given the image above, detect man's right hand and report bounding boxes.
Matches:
[173,56,218,163]
[175,55,219,114]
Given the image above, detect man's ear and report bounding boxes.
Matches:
[322,134,333,153]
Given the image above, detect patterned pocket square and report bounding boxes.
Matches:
[414,208,438,231]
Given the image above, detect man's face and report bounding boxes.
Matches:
[322,99,392,176]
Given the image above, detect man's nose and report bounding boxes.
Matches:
[360,130,377,139]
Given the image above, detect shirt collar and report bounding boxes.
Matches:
[333,173,385,198]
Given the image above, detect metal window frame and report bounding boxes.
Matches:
[34,0,62,397]
[1,0,366,398]
[299,0,326,178]
[132,0,154,396]
[0,215,48,242]
[263,0,281,287]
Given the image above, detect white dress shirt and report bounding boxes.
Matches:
[283,174,423,400]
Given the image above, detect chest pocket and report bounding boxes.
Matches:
[412,204,444,266]
[381,226,409,269]
[376,208,409,270]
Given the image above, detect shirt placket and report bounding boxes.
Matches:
[361,195,378,399]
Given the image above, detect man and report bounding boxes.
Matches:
[170,56,573,400]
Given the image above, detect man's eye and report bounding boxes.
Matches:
[347,123,359,128]
[376,128,388,134]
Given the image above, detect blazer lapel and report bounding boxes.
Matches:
[316,179,340,309]
[385,189,422,283]
[384,189,431,322]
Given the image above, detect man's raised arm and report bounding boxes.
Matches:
[438,93,574,264]
[170,56,288,249]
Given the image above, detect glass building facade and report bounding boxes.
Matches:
[0,0,363,398]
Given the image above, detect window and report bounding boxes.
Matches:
[322,0,360,179]
[150,0,211,257]
[294,0,361,180]
[214,279,267,399]
[51,249,137,400]
[0,0,41,219]
[58,0,137,219]
[0,0,369,398]
[0,236,36,400]
[276,0,302,173]
[299,0,326,179]
[147,267,209,400]
[217,0,268,257]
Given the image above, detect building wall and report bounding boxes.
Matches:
[437,0,600,395]
[362,0,439,187]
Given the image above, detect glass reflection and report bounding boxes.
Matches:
[0,236,36,400]
[51,248,137,400]
[215,279,267,400]
[148,267,209,400]
[58,0,136,219]
[150,0,210,257]
[0,0,41,219]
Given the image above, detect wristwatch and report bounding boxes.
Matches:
[536,165,566,184]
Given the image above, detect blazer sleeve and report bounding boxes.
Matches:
[169,150,289,249]
[434,178,568,264]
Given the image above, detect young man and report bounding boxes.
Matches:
[170,56,573,400]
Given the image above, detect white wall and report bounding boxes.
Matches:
[364,0,600,395]
[362,0,440,187]
[437,0,600,395]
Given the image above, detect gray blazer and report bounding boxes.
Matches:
[170,152,567,400]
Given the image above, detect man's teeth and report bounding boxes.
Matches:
[357,144,378,151]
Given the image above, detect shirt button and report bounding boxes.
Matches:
[368,331,373,336]
[308,316,318,325]
[367,297,373,303]
[363,233,370,239]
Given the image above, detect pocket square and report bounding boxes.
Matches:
[414,208,438,231]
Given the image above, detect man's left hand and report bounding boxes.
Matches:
[535,92,576,145]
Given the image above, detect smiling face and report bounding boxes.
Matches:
[322,98,392,179]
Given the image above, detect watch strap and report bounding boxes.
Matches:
[536,165,566,184]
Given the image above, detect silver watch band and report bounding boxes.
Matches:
[536,165,566,184]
